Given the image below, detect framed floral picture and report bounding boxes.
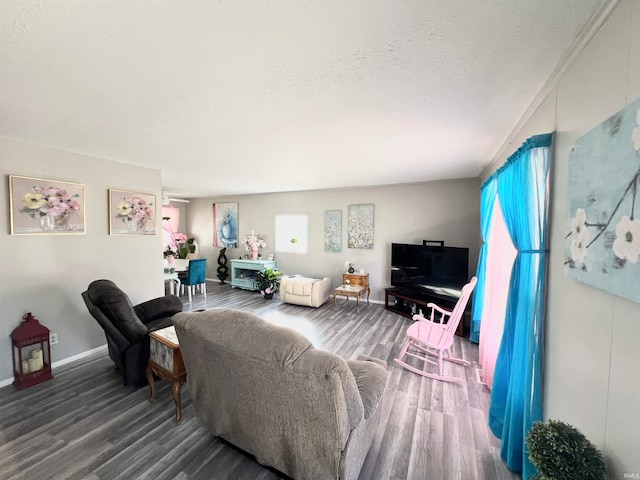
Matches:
[565,96,640,303]
[9,175,86,235]
[109,189,156,235]
[324,209,342,253]
[348,204,374,249]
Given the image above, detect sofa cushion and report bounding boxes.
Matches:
[173,309,312,367]
[347,355,388,419]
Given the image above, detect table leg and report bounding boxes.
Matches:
[356,295,360,314]
[333,292,337,310]
[172,380,183,423]
[146,365,156,403]
[366,287,371,303]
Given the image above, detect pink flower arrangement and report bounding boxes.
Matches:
[116,196,153,225]
[242,230,267,252]
[21,185,81,220]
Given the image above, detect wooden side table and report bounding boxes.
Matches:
[334,285,367,314]
[146,326,187,423]
[343,273,371,302]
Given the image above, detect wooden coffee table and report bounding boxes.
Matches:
[146,326,187,423]
[333,285,368,314]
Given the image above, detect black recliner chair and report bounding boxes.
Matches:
[82,279,183,387]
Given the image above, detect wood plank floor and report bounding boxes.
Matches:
[0,281,519,480]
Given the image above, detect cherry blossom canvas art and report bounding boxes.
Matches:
[565,96,640,303]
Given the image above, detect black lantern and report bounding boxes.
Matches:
[11,312,53,390]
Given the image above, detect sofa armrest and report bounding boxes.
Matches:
[134,295,183,324]
[347,355,388,419]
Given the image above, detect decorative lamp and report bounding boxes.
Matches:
[11,312,53,390]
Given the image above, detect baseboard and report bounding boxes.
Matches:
[0,344,107,388]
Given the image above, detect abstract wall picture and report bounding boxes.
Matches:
[324,210,342,253]
[565,96,640,303]
[9,175,86,235]
[109,190,156,235]
[348,204,374,249]
[213,202,238,248]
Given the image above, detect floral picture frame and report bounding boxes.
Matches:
[9,175,86,235]
[565,96,640,303]
[348,204,374,249]
[324,209,342,253]
[109,189,156,235]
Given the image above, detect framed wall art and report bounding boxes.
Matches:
[109,189,156,235]
[324,210,342,253]
[213,202,238,248]
[348,204,374,249]
[565,96,640,303]
[9,175,86,235]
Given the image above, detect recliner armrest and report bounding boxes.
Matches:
[347,355,388,419]
[134,295,183,323]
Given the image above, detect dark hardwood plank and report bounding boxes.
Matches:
[0,281,519,480]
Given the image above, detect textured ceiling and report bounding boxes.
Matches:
[1,0,609,197]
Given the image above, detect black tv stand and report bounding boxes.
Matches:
[384,287,470,337]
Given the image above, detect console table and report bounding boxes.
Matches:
[384,287,470,337]
[230,259,277,290]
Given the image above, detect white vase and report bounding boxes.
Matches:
[127,218,147,233]
[222,223,231,239]
[40,214,70,231]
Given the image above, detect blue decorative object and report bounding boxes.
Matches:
[565,97,640,304]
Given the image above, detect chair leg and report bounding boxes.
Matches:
[394,339,466,383]
[188,285,192,302]
[202,282,207,298]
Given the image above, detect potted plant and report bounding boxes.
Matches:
[173,233,196,259]
[526,420,605,480]
[254,268,282,299]
[163,247,177,263]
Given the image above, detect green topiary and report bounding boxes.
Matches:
[526,420,605,480]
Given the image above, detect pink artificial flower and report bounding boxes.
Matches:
[174,232,188,243]
[43,186,59,197]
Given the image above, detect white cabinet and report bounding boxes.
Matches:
[230,259,277,290]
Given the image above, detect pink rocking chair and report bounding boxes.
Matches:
[394,277,477,383]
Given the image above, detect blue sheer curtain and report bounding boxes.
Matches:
[470,175,498,343]
[488,133,552,478]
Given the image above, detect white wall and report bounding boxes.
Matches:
[187,179,481,302]
[0,138,165,384]
[484,1,640,477]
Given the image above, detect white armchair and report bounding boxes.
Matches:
[280,275,331,307]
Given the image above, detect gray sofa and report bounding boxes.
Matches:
[173,309,389,480]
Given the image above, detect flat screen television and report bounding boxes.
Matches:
[391,242,469,299]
